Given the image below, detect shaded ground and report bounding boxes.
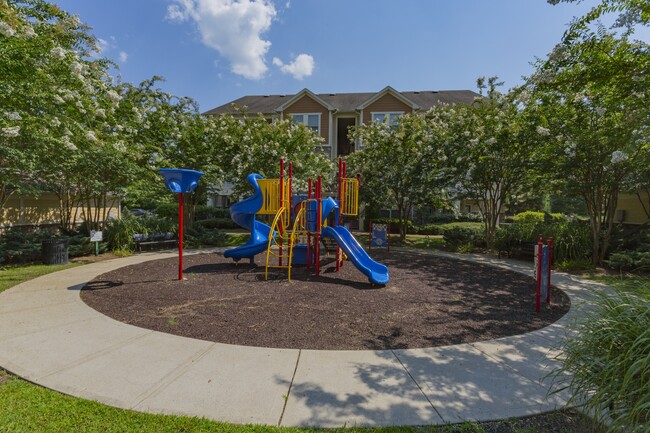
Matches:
[81,250,570,350]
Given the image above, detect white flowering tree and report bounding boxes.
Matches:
[209,113,335,200]
[347,113,452,240]
[526,33,650,264]
[0,0,130,231]
[429,77,538,247]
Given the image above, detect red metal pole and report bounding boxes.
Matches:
[547,237,553,304]
[288,162,293,226]
[307,178,312,269]
[279,159,284,267]
[178,192,184,281]
[536,234,543,313]
[315,176,322,276]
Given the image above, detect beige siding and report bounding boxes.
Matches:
[1,192,121,227]
[616,192,649,224]
[282,95,330,144]
[363,94,412,124]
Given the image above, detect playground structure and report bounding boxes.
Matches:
[224,158,389,285]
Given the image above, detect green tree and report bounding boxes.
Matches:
[0,0,103,212]
[526,33,650,264]
[348,113,451,240]
[210,113,334,200]
[430,78,537,247]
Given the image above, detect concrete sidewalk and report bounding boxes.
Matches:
[0,249,599,427]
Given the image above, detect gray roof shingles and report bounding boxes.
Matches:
[203,89,478,116]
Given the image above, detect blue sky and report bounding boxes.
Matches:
[54,0,648,112]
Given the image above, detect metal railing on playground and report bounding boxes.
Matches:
[340,178,359,216]
[257,179,290,216]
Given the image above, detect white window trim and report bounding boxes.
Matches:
[370,111,404,125]
[289,113,322,135]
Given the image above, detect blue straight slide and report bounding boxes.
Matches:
[224,173,271,261]
[322,225,390,285]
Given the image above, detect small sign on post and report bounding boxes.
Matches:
[534,235,553,313]
[370,222,389,251]
[90,230,103,256]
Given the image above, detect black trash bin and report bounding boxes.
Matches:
[42,238,69,265]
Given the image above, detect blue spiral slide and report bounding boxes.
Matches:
[223,174,271,261]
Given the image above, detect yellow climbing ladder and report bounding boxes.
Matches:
[264,206,306,281]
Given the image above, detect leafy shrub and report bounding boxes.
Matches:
[104,214,176,251]
[0,227,109,263]
[0,228,55,263]
[443,226,483,248]
[184,226,227,247]
[606,226,650,272]
[607,251,650,272]
[411,224,443,235]
[195,206,230,220]
[513,211,546,226]
[457,212,483,223]
[552,285,650,432]
[495,219,591,262]
[156,203,230,221]
[194,218,239,230]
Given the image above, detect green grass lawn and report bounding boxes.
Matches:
[584,273,650,300]
[0,262,81,294]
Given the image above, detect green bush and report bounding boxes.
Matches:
[513,211,546,226]
[443,226,483,248]
[156,203,230,221]
[104,214,176,251]
[0,228,109,263]
[552,285,650,432]
[607,251,650,272]
[0,228,55,263]
[194,218,238,230]
[184,226,227,247]
[495,219,591,262]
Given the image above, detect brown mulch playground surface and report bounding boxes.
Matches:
[81,250,570,350]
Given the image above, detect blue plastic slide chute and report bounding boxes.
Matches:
[224,174,271,261]
[322,225,390,285]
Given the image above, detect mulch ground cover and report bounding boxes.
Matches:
[81,249,570,350]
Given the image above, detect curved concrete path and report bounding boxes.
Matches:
[0,248,602,427]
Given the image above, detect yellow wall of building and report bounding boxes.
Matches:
[0,192,121,227]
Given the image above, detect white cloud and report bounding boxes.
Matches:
[167,0,276,80]
[118,51,128,62]
[272,54,314,80]
[97,38,110,54]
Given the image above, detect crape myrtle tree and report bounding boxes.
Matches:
[210,113,335,200]
[0,0,106,214]
[549,0,650,36]
[347,113,452,241]
[429,77,538,248]
[526,33,650,264]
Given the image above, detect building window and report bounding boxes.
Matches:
[371,112,402,129]
[290,113,321,134]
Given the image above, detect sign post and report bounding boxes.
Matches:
[157,168,204,281]
[90,230,103,256]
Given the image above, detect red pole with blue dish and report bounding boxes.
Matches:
[157,168,204,281]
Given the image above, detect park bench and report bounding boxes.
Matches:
[133,232,177,252]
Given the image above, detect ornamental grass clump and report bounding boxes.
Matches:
[552,283,650,432]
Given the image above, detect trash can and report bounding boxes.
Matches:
[41,238,69,265]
